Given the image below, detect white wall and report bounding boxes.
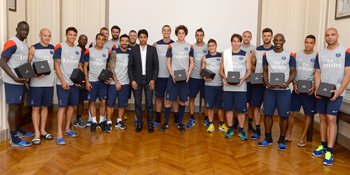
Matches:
[7,0,26,39]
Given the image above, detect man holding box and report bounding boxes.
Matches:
[0,21,33,147]
[258,34,296,151]
[54,27,83,145]
[28,28,55,145]
[312,28,350,166]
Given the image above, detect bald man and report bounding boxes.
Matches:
[27,28,55,145]
[312,28,350,166]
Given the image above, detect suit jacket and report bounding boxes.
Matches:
[128,44,159,85]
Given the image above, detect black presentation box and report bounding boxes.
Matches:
[270,73,285,86]
[33,60,51,76]
[250,73,263,85]
[174,70,187,83]
[70,69,85,85]
[227,71,240,85]
[200,69,216,79]
[316,82,336,98]
[297,80,312,94]
[14,63,35,79]
[98,69,113,82]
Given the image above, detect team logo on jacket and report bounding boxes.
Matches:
[203,50,207,54]
[239,56,244,60]
[310,58,315,62]
[184,47,189,51]
[336,53,341,57]
[102,54,107,57]
[50,50,54,55]
[216,58,221,61]
[75,51,80,55]
[281,56,286,60]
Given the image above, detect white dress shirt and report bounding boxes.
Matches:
[140,45,147,75]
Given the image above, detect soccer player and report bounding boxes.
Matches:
[187,28,208,128]
[312,28,350,166]
[129,30,138,48]
[258,33,296,151]
[220,34,251,140]
[0,21,33,147]
[106,25,121,49]
[201,39,227,133]
[54,27,83,145]
[250,28,274,140]
[285,35,317,146]
[89,27,115,50]
[83,33,111,132]
[240,30,256,132]
[160,25,194,132]
[28,28,55,145]
[106,34,131,132]
[153,25,174,127]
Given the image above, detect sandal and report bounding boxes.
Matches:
[298,142,306,147]
[32,138,41,145]
[41,133,54,140]
[56,138,66,145]
[64,131,78,138]
[285,138,292,142]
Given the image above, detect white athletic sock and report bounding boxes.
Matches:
[99,116,106,123]
[92,116,97,123]
[107,120,112,124]
[117,118,122,122]
[88,110,92,121]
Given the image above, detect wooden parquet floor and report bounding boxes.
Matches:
[1,111,350,175]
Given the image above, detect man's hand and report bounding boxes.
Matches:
[131,80,138,90]
[170,73,176,84]
[330,88,342,101]
[61,81,70,90]
[115,82,122,91]
[149,80,155,90]
[86,81,92,91]
[15,77,29,83]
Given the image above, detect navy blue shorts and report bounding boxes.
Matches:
[290,92,316,115]
[4,83,24,104]
[155,78,168,98]
[107,84,130,108]
[165,77,189,102]
[316,96,343,116]
[57,85,80,107]
[223,91,247,113]
[205,86,223,109]
[87,81,108,101]
[189,78,205,98]
[250,84,265,107]
[79,88,88,101]
[263,89,291,117]
[28,87,54,107]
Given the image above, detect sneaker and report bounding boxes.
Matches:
[203,118,210,127]
[10,139,32,147]
[248,123,255,132]
[153,121,160,127]
[312,145,326,157]
[73,118,85,128]
[219,124,228,132]
[99,121,107,131]
[115,121,127,130]
[186,118,195,128]
[258,139,273,147]
[251,133,261,140]
[86,120,93,127]
[224,128,234,138]
[278,143,287,151]
[178,123,186,132]
[238,131,248,141]
[17,129,34,138]
[91,122,98,132]
[207,123,215,133]
[323,151,334,166]
[159,123,170,132]
[105,123,112,133]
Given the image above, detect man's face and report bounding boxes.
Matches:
[195,31,204,43]
[96,35,106,48]
[120,37,130,50]
[273,35,285,50]
[129,32,137,44]
[177,29,186,41]
[16,24,30,40]
[242,32,252,45]
[40,29,51,45]
[111,29,120,40]
[231,37,241,50]
[208,42,217,54]
[325,29,338,46]
[162,27,171,38]
[138,34,148,45]
[262,32,272,45]
[304,38,315,51]
[66,31,77,43]
[78,35,88,47]
[100,29,109,39]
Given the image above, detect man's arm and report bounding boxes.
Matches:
[128,49,135,82]
[152,47,159,81]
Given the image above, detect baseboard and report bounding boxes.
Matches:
[0,129,9,142]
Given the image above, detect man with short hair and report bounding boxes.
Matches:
[106,25,121,49]
[129,30,138,48]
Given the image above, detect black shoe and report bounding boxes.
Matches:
[99,121,107,131]
[105,123,112,133]
[91,122,97,132]
[178,123,186,132]
[148,125,154,133]
[136,125,143,133]
[160,123,170,132]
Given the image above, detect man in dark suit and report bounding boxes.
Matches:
[128,29,159,133]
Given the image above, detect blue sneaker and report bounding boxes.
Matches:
[11,139,32,147]
[85,120,92,127]
[186,118,195,128]
[56,138,66,145]
[203,118,210,127]
[258,140,272,147]
[64,131,78,138]
[323,151,334,166]
[251,133,260,140]
[153,121,160,127]
[17,129,34,138]
[312,145,326,157]
[225,128,234,139]
[238,131,248,141]
[278,143,287,151]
